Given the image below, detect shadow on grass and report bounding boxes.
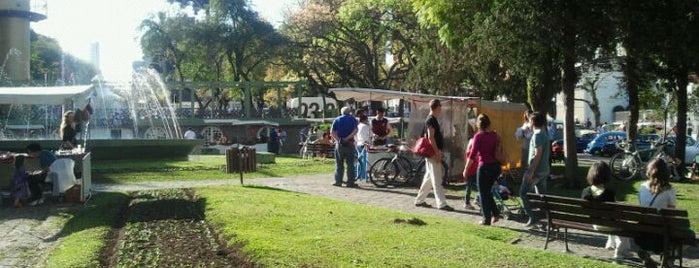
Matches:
[43,192,130,242]
[241,184,295,193]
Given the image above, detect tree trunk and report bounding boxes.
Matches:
[624,51,640,144]
[675,69,689,165]
[561,15,579,189]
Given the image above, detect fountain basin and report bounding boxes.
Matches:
[0,139,202,161]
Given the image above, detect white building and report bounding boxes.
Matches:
[555,71,628,126]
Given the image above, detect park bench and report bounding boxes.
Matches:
[300,143,335,159]
[527,193,696,267]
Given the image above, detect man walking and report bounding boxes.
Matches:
[414,99,453,211]
[520,112,550,227]
[331,107,359,187]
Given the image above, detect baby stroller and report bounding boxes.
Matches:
[492,176,525,220]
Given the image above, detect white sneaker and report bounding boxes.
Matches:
[28,197,45,206]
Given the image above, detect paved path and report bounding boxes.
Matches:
[2,174,697,267]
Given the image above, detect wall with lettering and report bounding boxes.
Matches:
[287,97,338,118]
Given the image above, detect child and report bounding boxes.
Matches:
[12,155,29,208]
[580,161,630,259]
[493,181,511,200]
[462,138,478,210]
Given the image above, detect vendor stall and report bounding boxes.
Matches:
[330,88,527,182]
[0,85,94,201]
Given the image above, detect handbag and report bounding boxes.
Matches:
[495,134,510,164]
[412,137,435,157]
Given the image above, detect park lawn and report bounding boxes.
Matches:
[199,185,622,268]
[92,155,334,184]
[45,192,129,268]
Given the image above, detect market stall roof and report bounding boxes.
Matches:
[330,87,478,102]
[203,119,280,127]
[0,85,94,105]
[301,117,402,124]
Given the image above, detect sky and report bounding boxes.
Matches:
[31,0,296,81]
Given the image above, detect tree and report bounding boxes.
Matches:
[29,31,97,85]
[140,0,285,117]
[650,1,699,164]
[413,0,616,187]
[282,0,424,99]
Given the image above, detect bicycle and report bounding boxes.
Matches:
[368,144,448,188]
[609,138,675,181]
[369,145,449,188]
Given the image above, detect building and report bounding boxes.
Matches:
[555,71,628,126]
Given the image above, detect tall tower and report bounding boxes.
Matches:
[0,0,47,81]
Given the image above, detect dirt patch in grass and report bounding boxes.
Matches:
[99,189,255,267]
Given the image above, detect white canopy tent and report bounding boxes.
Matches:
[0,85,94,105]
[330,87,477,103]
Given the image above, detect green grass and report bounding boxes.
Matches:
[46,157,698,267]
[93,155,334,184]
[45,192,129,268]
[199,185,622,268]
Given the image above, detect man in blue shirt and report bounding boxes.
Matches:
[331,107,358,187]
[26,143,57,206]
[520,112,550,227]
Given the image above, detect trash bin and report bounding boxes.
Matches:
[226,147,256,173]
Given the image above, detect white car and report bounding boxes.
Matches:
[665,136,699,163]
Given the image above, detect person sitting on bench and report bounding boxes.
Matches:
[26,143,56,206]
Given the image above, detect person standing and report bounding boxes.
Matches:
[331,107,359,187]
[60,111,78,149]
[463,114,501,224]
[371,108,392,146]
[520,111,550,227]
[515,110,533,168]
[269,128,280,154]
[414,100,453,211]
[184,128,197,140]
[461,136,478,210]
[355,114,371,182]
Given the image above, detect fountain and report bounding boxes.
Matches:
[0,69,201,161]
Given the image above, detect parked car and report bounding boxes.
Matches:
[664,136,699,163]
[551,130,596,154]
[585,131,626,156]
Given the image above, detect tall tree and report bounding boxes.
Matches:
[282,0,424,97]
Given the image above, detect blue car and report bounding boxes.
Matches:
[585,131,626,156]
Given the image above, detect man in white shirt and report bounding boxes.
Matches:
[355,114,372,181]
[184,128,197,140]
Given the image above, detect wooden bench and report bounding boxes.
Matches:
[300,143,335,159]
[528,193,697,267]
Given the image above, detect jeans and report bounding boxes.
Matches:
[463,175,477,204]
[415,157,448,208]
[335,143,357,185]
[477,163,501,223]
[355,145,367,181]
[520,169,548,223]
